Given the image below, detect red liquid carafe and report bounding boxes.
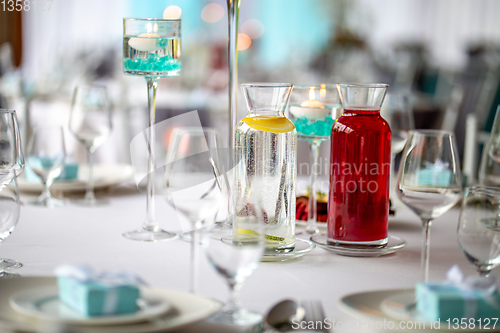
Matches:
[328,83,391,245]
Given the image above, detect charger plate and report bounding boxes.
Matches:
[0,277,220,333]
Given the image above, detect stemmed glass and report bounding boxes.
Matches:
[27,126,66,207]
[458,186,500,277]
[382,92,414,158]
[164,128,227,293]
[288,85,342,234]
[0,110,24,189]
[396,130,462,282]
[202,202,265,326]
[122,18,181,242]
[69,84,112,206]
[0,178,21,277]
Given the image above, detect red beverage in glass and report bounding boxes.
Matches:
[328,83,391,245]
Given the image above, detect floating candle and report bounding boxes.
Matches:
[289,87,331,120]
[128,23,162,52]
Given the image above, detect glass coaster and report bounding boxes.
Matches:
[311,234,406,257]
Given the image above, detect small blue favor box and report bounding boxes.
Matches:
[416,282,500,322]
[58,276,140,317]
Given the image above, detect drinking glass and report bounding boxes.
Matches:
[0,110,24,189]
[164,128,227,293]
[480,105,500,185]
[381,92,414,157]
[0,178,21,276]
[202,202,265,326]
[27,126,66,207]
[458,186,500,277]
[69,84,112,206]
[396,130,462,282]
[288,85,342,234]
[122,18,181,242]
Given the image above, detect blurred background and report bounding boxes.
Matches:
[1,0,500,183]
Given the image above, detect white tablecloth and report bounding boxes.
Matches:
[3,182,494,333]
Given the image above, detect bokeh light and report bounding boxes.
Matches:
[241,19,265,39]
[163,5,182,19]
[237,33,252,51]
[201,3,225,23]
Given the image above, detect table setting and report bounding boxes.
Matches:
[1,8,500,333]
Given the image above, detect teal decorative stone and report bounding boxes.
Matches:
[416,282,500,322]
[58,276,140,317]
[292,116,335,137]
[123,55,181,73]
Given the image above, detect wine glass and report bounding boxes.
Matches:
[458,186,500,277]
[202,201,265,326]
[27,126,66,207]
[0,177,21,277]
[0,110,24,189]
[164,128,227,293]
[69,84,112,206]
[122,18,181,242]
[381,92,414,158]
[396,130,462,282]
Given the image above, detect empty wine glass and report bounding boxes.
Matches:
[27,126,66,207]
[202,201,265,326]
[381,92,414,157]
[458,186,500,277]
[396,130,462,282]
[0,110,24,189]
[69,85,112,206]
[164,128,227,293]
[0,177,21,277]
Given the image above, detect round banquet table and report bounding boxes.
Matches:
[3,181,495,333]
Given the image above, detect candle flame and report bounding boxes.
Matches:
[309,87,316,101]
[146,22,153,34]
[320,84,326,99]
[153,23,158,33]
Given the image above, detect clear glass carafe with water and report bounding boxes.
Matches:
[233,83,297,252]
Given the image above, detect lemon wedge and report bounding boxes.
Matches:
[236,228,285,242]
[242,115,295,133]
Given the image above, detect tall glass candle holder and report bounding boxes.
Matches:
[289,85,341,234]
[122,18,181,242]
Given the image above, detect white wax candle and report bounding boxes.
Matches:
[289,105,331,120]
[128,32,161,52]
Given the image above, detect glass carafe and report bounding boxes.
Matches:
[233,83,297,252]
[328,83,391,246]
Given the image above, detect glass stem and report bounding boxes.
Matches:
[226,280,240,312]
[41,177,53,203]
[85,149,96,202]
[421,219,432,282]
[190,229,199,294]
[227,0,240,168]
[143,77,159,232]
[306,141,320,234]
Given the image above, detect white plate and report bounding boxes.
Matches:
[0,277,221,333]
[311,234,406,257]
[295,220,327,230]
[10,286,171,326]
[340,289,500,332]
[18,164,133,193]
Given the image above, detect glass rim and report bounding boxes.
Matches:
[241,83,293,88]
[337,82,389,89]
[409,129,455,137]
[123,18,181,22]
[292,84,337,90]
[0,109,16,114]
[466,185,500,193]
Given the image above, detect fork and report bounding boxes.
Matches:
[301,300,329,332]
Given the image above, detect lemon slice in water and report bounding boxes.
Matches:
[236,228,285,242]
[242,115,295,133]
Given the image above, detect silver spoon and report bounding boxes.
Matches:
[265,299,305,332]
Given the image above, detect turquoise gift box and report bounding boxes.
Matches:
[56,265,142,317]
[416,282,500,321]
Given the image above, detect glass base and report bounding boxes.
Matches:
[207,307,263,327]
[0,258,22,270]
[327,237,388,247]
[0,270,20,278]
[30,197,66,208]
[71,198,109,207]
[122,228,178,242]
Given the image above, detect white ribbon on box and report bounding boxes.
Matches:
[445,265,499,319]
[55,264,147,315]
